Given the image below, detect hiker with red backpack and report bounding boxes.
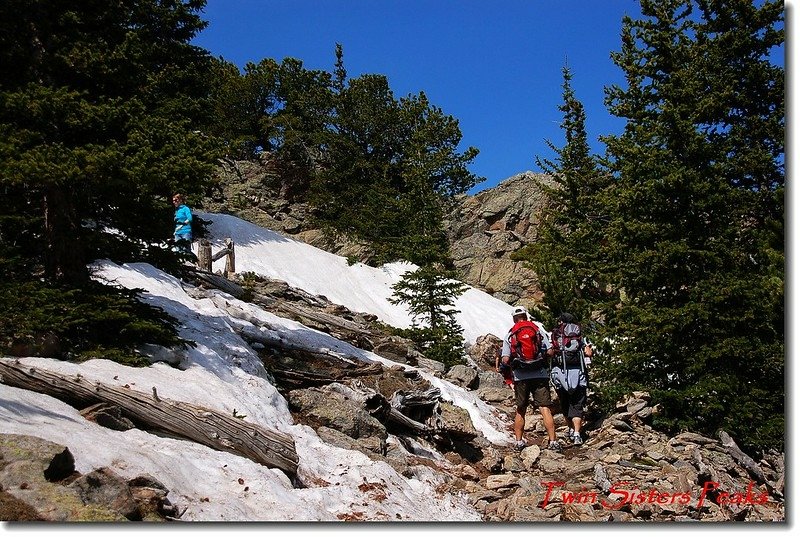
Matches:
[500,306,561,452]
[548,312,593,446]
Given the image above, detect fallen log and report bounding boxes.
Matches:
[269,363,384,390]
[718,430,780,498]
[233,322,363,366]
[0,358,298,477]
[185,267,245,298]
[334,381,436,436]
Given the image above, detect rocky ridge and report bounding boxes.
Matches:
[444,171,553,305]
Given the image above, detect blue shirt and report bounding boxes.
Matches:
[174,205,192,239]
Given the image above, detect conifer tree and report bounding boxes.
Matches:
[390,265,468,367]
[597,0,783,454]
[310,47,479,265]
[514,66,610,325]
[0,0,218,283]
[0,1,218,361]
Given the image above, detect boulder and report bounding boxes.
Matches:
[469,334,503,368]
[445,365,479,389]
[477,369,505,389]
[68,468,139,520]
[0,435,124,521]
[438,402,478,439]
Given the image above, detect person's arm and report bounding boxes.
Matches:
[583,338,593,366]
[500,337,511,366]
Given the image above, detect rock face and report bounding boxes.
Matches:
[204,160,552,306]
[444,171,554,305]
[203,158,369,261]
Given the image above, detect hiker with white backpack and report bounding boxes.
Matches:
[500,306,561,452]
[548,312,593,446]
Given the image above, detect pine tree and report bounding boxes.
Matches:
[310,47,479,265]
[597,0,784,454]
[514,66,610,326]
[390,265,468,367]
[0,0,218,282]
[0,1,218,361]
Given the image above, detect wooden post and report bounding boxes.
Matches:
[224,238,235,279]
[198,239,212,271]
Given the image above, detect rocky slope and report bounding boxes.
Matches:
[0,435,176,521]
[203,158,551,306]
[1,273,784,522]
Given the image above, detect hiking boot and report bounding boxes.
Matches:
[546,440,562,452]
[572,433,583,446]
[514,440,527,451]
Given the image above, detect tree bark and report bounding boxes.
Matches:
[0,358,298,476]
[718,430,779,498]
[329,381,439,436]
[43,185,86,283]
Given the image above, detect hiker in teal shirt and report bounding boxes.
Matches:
[172,193,192,254]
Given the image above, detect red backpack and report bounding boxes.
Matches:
[508,320,544,367]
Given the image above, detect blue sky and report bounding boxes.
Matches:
[191,0,775,193]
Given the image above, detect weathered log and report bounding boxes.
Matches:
[718,430,779,498]
[269,301,374,343]
[186,267,245,298]
[197,239,212,272]
[390,387,442,428]
[0,358,298,477]
[333,382,435,436]
[269,363,384,390]
[210,246,231,263]
[232,321,363,367]
[224,238,235,278]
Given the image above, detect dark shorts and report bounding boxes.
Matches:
[514,377,552,410]
[558,386,587,419]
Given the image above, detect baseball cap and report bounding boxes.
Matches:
[512,306,527,317]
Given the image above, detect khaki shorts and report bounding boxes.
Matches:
[514,377,552,410]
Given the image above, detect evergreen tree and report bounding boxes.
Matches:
[310,48,479,265]
[597,0,783,454]
[390,265,468,367]
[208,56,333,174]
[0,1,218,361]
[0,0,218,282]
[207,56,280,160]
[514,66,610,325]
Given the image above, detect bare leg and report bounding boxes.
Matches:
[539,405,557,442]
[514,406,527,441]
[572,416,582,435]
